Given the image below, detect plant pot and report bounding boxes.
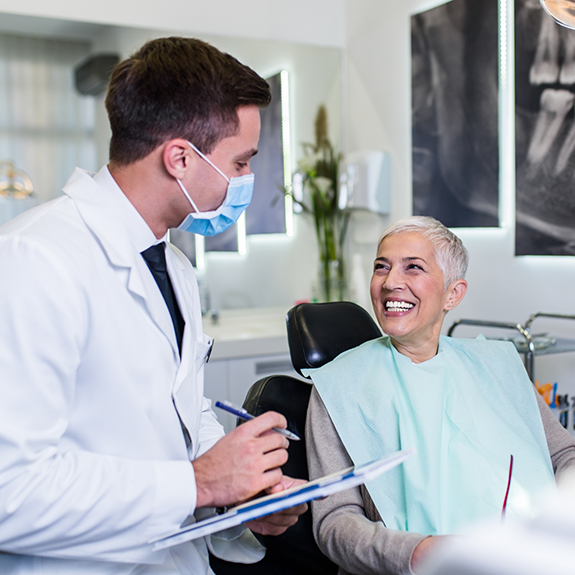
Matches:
[318,258,347,302]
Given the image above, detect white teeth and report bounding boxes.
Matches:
[385,301,414,311]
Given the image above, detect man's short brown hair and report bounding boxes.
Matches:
[105,37,271,166]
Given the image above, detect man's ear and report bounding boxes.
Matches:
[444,279,468,311]
[162,139,191,179]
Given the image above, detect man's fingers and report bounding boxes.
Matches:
[193,413,292,508]
[259,446,289,470]
[260,467,284,490]
[257,430,289,454]
[238,411,288,438]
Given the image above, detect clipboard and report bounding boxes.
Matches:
[150,447,415,551]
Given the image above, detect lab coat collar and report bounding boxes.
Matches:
[62,167,181,360]
[93,165,160,254]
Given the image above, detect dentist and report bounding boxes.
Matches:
[0,37,305,574]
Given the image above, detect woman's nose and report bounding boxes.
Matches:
[382,268,404,290]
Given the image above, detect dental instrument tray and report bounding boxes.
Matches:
[447,311,575,381]
[508,334,556,351]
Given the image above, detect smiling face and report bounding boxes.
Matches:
[370,231,467,362]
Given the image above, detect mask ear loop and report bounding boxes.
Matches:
[176,178,201,212]
[187,141,230,183]
[176,141,229,213]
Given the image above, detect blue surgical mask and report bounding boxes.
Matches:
[176,141,254,237]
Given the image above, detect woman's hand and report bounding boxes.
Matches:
[411,535,448,573]
[245,476,308,536]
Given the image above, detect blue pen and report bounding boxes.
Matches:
[215,400,301,441]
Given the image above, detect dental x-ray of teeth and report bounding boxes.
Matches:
[411,0,499,229]
[516,0,575,255]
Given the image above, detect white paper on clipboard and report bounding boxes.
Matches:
[150,447,415,551]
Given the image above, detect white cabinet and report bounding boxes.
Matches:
[204,353,305,433]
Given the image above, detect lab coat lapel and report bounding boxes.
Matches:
[166,250,195,393]
[62,168,180,358]
[166,248,206,441]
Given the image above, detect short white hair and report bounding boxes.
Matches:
[377,216,468,288]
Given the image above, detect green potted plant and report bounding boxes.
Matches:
[288,105,350,301]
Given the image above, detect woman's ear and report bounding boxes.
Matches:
[162,139,191,179]
[444,279,468,311]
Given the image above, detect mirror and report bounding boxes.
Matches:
[540,0,575,29]
[170,69,293,267]
[0,12,343,309]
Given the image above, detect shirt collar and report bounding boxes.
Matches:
[93,165,166,253]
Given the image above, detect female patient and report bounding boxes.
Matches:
[306,216,575,575]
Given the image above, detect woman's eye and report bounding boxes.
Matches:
[407,263,423,271]
[237,162,247,170]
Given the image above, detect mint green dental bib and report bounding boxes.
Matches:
[308,336,554,535]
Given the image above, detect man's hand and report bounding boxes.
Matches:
[246,476,308,536]
[193,411,289,508]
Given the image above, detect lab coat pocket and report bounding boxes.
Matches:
[173,334,214,450]
[194,334,214,375]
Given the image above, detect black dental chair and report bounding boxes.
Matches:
[210,301,381,575]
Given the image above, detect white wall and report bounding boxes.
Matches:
[89,26,343,178]
[344,0,575,394]
[0,0,345,48]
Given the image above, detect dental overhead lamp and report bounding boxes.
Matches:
[0,161,36,227]
[541,0,575,30]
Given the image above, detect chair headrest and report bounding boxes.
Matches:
[287,301,382,377]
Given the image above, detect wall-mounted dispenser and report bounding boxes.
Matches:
[339,150,391,214]
[74,54,120,96]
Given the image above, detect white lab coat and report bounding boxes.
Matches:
[0,168,263,574]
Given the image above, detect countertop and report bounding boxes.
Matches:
[203,307,290,360]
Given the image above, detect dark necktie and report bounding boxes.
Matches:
[141,242,185,355]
